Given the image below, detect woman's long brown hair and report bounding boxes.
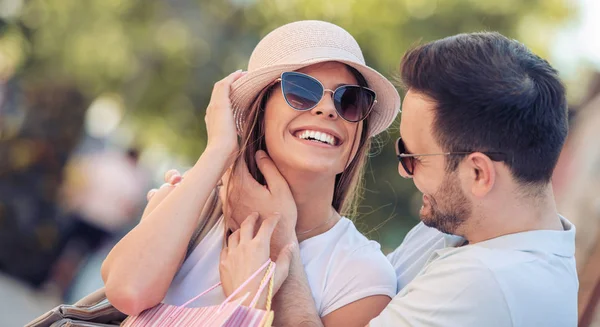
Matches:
[227,65,372,219]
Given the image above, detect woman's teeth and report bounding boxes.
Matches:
[296,130,336,146]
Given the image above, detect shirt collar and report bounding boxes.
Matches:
[443,233,465,248]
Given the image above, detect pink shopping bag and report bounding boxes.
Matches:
[121,259,276,327]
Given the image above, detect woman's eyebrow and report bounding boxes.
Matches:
[331,82,357,89]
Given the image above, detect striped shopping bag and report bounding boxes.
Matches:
[121,260,275,327]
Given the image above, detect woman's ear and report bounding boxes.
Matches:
[465,152,496,198]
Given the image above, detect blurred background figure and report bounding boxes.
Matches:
[553,72,600,326]
[0,80,90,326]
[56,146,148,302]
[1,0,600,325]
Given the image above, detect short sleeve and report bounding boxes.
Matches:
[386,222,464,291]
[369,256,512,327]
[320,243,397,317]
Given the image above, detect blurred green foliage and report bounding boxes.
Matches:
[0,0,574,251]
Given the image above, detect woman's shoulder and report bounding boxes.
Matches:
[316,217,397,316]
[300,217,382,254]
[335,217,385,252]
[314,217,395,279]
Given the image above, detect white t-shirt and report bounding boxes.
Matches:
[164,216,397,317]
[372,216,578,327]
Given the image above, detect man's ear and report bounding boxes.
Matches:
[465,153,496,198]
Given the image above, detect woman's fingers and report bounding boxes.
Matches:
[147,188,158,201]
[164,169,178,183]
[240,212,259,242]
[164,169,182,185]
[146,168,183,202]
[256,213,280,243]
[142,183,174,219]
[211,70,245,101]
[228,229,241,248]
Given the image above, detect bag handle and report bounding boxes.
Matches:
[175,259,272,311]
[218,259,274,312]
[249,261,275,310]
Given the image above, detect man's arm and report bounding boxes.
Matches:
[272,247,323,327]
[272,242,393,327]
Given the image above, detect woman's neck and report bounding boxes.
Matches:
[282,171,341,242]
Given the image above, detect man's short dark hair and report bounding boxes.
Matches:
[400,32,568,186]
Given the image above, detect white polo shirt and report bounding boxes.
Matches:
[373,216,578,327]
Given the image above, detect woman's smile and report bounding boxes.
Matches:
[291,126,343,148]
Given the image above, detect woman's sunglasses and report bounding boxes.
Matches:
[395,137,507,176]
[275,71,377,122]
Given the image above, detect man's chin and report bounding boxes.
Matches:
[419,205,436,226]
[420,213,452,234]
[420,214,437,229]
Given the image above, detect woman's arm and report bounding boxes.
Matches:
[101,71,244,316]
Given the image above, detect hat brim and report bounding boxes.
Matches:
[231,59,400,137]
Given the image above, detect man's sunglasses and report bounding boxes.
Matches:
[395,137,507,176]
[275,71,377,122]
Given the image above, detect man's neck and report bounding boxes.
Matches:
[462,185,563,244]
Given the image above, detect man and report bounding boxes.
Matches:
[219,31,578,326]
[368,31,577,326]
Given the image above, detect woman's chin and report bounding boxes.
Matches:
[272,154,342,178]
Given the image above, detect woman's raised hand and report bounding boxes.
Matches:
[205,70,246,159]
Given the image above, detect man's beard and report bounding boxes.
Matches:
[420,171,471,235]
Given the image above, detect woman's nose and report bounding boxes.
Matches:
[310,90,338,119]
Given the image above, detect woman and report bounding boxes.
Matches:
[101,20,401,326]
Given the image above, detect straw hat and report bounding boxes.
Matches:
[231,20,401,137]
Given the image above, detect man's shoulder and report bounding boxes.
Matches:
[400,244,577,326]
[427,243,553,285]
[374,227,579,327]
[372,251,514,327]
[418,247,501,286]
[433,237,576,278]
[386,222,464,289]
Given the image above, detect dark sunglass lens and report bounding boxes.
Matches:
[396,138,403,155]
[397,138,414,175]
[281,73,323,110]
[402,158,414,175]
[333,86,375,122]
